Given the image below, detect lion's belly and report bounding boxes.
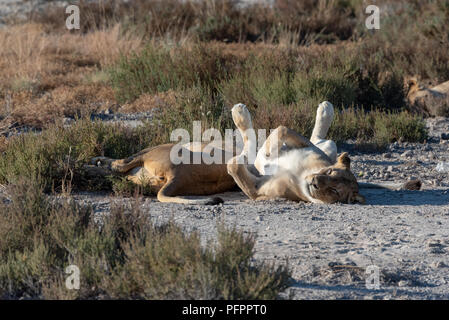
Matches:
[255,147,320,176]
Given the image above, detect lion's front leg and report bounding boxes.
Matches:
[228,104,267,200]
[227,155,264,200]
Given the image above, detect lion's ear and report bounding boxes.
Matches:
[354,193,366,204]
[337,152,350,170]
[404,76,418,86]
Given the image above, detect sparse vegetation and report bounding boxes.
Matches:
[3,0,443,140]
[1,0,448,299]
[0,119,164,193]
[0,179,290,299]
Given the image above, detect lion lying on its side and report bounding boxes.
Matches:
[87,102,420,204]
[406,77,449,116]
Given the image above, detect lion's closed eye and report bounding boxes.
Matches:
[330,188,339,196]
[319,168,332,175]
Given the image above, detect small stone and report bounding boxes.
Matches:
[441,133,449,140]
[401,150,413,158]
[383,153,392,159]
[398,280,410,287]
[431,261,447,269]
[256,215,263,222]
[427,240,442,247]
[387,166,394,172]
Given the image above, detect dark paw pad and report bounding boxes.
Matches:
[206,197,224,205]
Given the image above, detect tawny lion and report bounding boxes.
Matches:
[87,102,420,204]
[406,77,449,116]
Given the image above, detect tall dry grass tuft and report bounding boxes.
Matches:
[0,23,142,86]
[61,24,143,67]
[0,23,142,127]
[0,23,50,83]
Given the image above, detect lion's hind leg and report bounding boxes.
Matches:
[93,146,158,174]
[156,177,223,205]
[90,151,145,173]
[254,125,311,175]
[311,101,334,142]
[310,101,337,163]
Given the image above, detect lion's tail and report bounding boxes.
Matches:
[157,193,224,205]
[358,179,422,191]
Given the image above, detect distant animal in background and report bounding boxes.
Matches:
[405,77,449,117]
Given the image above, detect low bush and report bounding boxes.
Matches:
[0,180,291,299]
[0,120,159,193]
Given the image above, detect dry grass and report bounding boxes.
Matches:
[0,23,51,84]
[118,91,177,113]
[30,0,360,43]
[0,23,141,85]
[0,23,142,128]
[2,0,447,131]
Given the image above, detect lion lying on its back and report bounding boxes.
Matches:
[87,102,420,204]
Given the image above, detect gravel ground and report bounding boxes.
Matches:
[60,117,449,300]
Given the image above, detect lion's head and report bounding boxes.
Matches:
[404,76,422,102]
[305,152,365,204]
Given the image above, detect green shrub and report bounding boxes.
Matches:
[0,120,160,192]
[110,44,236,103]
[0,180,291,299]
[219,53,297,109]
[329,108,427,147]
[291,67,357,109]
